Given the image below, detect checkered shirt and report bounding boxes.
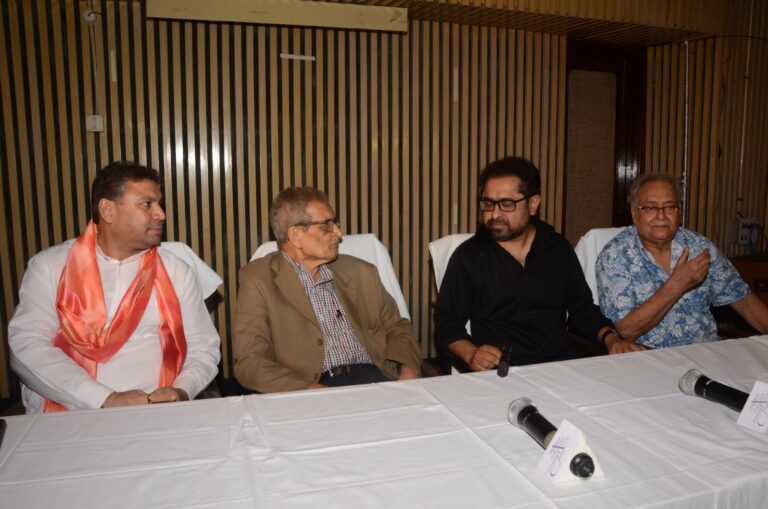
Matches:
[283,252,373,370]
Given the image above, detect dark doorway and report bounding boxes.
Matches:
[564,40,645,244]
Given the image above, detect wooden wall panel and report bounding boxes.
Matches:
[645,0,768,257]
[714,0,768,256]
[645,40,722,236]
[0,0,562,400]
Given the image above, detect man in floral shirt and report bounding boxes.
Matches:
[597,174,768,348]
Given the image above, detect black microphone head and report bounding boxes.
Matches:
[570,452,595,479]
[497,361,509,378]
[507,397,534,426]
[679,369,704,396]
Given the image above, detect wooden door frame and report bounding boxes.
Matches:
[564,40,646,231]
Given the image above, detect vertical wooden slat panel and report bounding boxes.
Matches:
[380,32,389,246]
[257,25,269,248]
[440,23,450,236]
[303,28,314,188]
[398,27,409,302]
[291,29,301,187]
[359,32,370,232]
[460,24,471,233]
[688,40,703,229]
[450,24,460,234]
[478,26,488,172]
[336,30,347,230]
[324,29,335,208]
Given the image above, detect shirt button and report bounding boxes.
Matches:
[317,338,323,345]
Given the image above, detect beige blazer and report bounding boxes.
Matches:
[234,252,422,393]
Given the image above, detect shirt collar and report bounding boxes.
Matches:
[96,243,150,265]
[630,226,686,274]
[282,251,334,286]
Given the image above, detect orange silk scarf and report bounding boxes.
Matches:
[44,221,187,412]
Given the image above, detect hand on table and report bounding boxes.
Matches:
[148,387,189,404]
[606,337,647,355]
[101,390,150,408]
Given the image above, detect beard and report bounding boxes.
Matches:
[485,215,529,242]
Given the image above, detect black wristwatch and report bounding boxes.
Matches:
[599,327,621,346]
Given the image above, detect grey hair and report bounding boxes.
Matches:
[628,174,683,206]
[269,186,331,245]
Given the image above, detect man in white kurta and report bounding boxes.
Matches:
[8,162,220,413]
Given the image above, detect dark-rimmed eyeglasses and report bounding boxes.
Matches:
[635,204,680,216]
[293,217,340,232]
[479,197,529,213]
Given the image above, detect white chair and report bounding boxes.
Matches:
[161,242,223,299]
[429,233,473,374]
[428,233,473,291]
[573,227,626,305]
[250,234,411,320]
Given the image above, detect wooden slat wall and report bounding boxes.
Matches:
[713,0,768,256]
[0,0,567,398]
[645,0,768,256]
[645,39,722,236]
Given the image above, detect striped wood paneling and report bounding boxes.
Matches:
[0,0,567,398]
[713,0,768,255]
[645,40,722,236]
[645,7,768,257]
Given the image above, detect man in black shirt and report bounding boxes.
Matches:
[435,157,643,371]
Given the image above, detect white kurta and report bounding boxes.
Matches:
[8,241,221,413]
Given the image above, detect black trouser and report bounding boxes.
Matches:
[318,363,390,387]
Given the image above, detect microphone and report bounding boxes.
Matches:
[507,397,595,478]
[497,343,512,378]
[678,369,749,413]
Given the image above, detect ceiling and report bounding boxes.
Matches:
[321,0,710,46]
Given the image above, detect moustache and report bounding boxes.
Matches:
[486,218,509,226]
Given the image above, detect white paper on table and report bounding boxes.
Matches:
[737,380,768,433]
[536,419,603,482]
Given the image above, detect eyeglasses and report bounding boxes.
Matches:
[635,204,681,216]
[479,197,529,213]
[293,217,340,233]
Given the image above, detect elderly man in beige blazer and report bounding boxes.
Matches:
[234,187,421,393]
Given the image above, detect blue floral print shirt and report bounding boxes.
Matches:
[596,226,749,348]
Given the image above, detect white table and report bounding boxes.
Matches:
[3,336,768,508]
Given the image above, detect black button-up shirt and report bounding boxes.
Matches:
[435,218,610,366]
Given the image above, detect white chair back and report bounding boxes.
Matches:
[161,242,223,299]
[429,234,473,371]
[573,227,626,305]
[251,234,411,320]
[428,233,473,291]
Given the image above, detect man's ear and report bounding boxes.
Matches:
[527,194,541,216]
[286,225,303,249]
[98,198,115,224]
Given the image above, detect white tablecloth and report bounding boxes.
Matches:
[3,336,768,508]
